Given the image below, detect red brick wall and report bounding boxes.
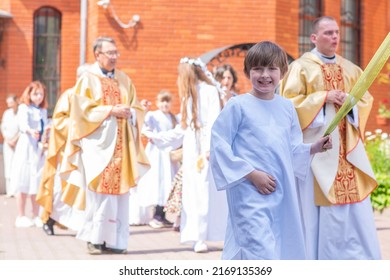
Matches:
[0,0,389,137]
[85,0,280,112]
[0,0,80,111]
[275,0,299,57]
[361,0,390,132]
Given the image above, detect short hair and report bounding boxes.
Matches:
[156,90,173,102]
[312,16,336,34]
[243,41,288,78]
[93,37,116,53]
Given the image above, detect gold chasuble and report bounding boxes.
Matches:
[60,64,149,208]
[36,89,85,221]
[280,53,377,206]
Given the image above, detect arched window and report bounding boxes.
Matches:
[299,0,323,56]
[33,7,61,116]
[341,0,361,65]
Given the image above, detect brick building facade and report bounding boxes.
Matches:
[0,0,389,137]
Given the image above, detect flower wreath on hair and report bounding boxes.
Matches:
[180,57,226,98]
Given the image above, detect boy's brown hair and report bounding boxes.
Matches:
[156,90,173,103]
[243,41,288,78]
[156,90,177,127]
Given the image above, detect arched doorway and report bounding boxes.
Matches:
[33,6,61,116]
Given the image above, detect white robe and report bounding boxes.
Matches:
[1,108,19,196]
[50,165,85,231]
[10,104,47,195]
[72,118,131,249]
[129,110,182,225]
[297,172,381,259]
[180,81,228,244]
[137,110,182,207]
[76,189,130,249]
[210,93,311,260]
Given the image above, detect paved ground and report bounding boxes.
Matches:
[0,195,223,260]
[0,194,389,260]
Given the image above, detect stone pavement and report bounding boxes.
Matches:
[0,195,223,260]
[0,194,389,260]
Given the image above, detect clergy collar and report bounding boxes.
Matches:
[321,54,336,60]
[311,48,336,64]
[100,67,115,78]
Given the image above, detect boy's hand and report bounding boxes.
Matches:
[311,135,333,154]
[245,170,276,195]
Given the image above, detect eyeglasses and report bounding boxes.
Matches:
[99,51,120,58]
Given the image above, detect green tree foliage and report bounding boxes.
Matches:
[365,130,390,213]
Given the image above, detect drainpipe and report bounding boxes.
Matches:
[80,0,87,65]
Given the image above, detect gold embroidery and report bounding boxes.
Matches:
[321,64,360,204]
[96,77,123,195]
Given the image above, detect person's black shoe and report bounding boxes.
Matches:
[161,217,174,227]
[43,223,54,235]
[87,242,104,255]
[103,247,127,254]
[42,217,55,235]
[151,205,174,228]
[173,225,180,232]
[101,242,127,254]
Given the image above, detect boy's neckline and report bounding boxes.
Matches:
[248,91,275,101]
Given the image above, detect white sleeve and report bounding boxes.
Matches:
[152,125,184,151]
[210,99,254,191]
[17,104,30,133]
[1,111,11,139]
[289,106,312,181]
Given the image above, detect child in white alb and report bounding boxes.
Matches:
[11,81,49,228]
[132,90,183,228]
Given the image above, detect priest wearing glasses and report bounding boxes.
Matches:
[60,36,149,255]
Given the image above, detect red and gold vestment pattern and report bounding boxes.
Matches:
[321,64,360,204]
[96,77,123,195]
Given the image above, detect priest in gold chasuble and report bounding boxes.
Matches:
[60,37,149,254]
[280,16,381,260]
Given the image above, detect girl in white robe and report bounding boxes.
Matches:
[177,58,228,253]
[10,81,48,228]
[210,41,332,259]
[131,91,182,227]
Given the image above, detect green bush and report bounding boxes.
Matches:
[365,129,390,213]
